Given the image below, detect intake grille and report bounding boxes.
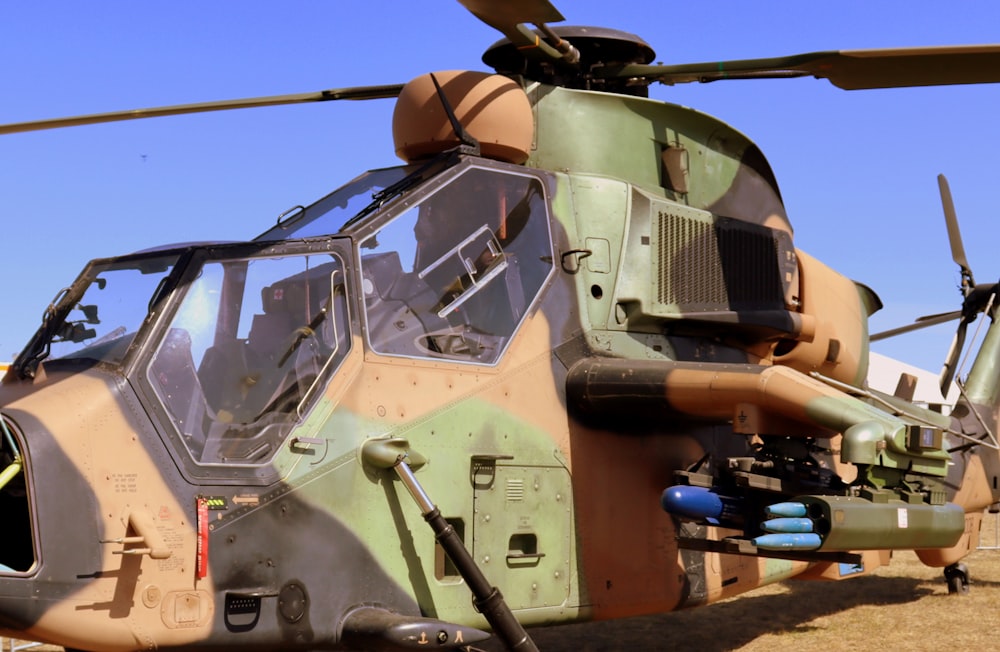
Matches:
[655,211,787,313]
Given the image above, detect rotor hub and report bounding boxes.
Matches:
[482,26,656,96]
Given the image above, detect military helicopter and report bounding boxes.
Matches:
[3,1,1000,650]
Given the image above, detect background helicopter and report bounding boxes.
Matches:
[3,1,1000,652]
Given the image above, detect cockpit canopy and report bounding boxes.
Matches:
[13,156,556,481]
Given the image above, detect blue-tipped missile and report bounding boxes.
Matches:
[765,502,808,518]
[761,517,814,534]
[752,533,822,551]
[661,485,743,525]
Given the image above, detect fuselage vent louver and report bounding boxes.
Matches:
[655,211,787,314]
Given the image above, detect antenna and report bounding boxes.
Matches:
[428,73,481,156]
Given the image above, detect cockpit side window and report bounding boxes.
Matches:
[360,167,552,364]
[147,252,350,466]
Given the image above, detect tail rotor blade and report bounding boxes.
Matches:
[940,319,969,397]
[938,174,975,293]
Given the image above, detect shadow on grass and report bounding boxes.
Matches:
[475,575,930,651]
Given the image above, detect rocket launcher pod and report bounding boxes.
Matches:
[794,495,965,551]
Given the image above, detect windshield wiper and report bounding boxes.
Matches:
[12,289,72,379]
[341,150,460,231]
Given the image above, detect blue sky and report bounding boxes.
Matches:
[2,1,999,383]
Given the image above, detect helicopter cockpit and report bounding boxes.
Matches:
[11,242,353,472]
[260,156,555,364]
[357,165,552,363]
[9,153,554,484]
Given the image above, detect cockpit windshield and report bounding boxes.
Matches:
[13,251,180,376]
[146,245,352,468]
[255,165,413,241]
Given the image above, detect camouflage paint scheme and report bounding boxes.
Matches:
[1,60,999,652]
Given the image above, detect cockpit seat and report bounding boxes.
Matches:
[234,279,333,423]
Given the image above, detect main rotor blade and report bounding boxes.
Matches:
[600,45,1000,90]
[869,310,961,342]
[0,84,404,135]
[938,173,975,291]
[456,0,563,34]
[456,0,568,61]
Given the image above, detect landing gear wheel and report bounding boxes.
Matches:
[944,562,970,594]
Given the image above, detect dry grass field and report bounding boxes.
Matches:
[8,514,1000,651]
[514,547,1000,652]
[516,513,1000,651]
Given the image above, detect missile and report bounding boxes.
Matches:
[765,502,808,518]
[660,485,742,525]
[760,517,814,534]
[752,533,822,551]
